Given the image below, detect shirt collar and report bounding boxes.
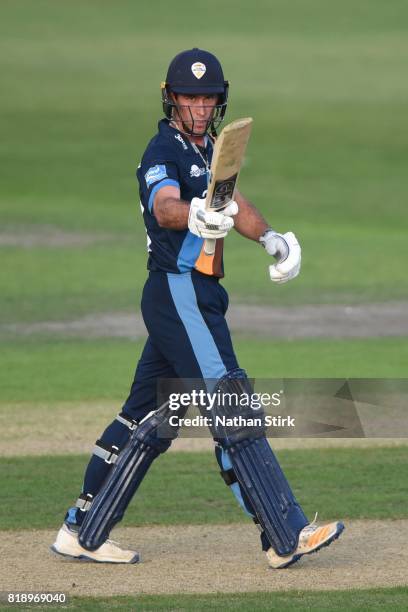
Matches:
[158,119,213,155]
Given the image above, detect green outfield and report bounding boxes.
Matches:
[2,589,408,611]
[0,337,407,403]
[45,588,408,611]
[1,447,407,531]
[1,0,407,608]
[1,0,408,324]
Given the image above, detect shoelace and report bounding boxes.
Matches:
[301,512,319,536]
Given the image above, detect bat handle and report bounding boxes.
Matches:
[196,211,216,255]
[204,238,216,256]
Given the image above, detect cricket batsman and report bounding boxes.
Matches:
[51,48,344,568]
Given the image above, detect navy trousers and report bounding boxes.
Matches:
[122,270,239,420]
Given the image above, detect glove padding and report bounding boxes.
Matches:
[260,230,301,284]
[188,197,238,239]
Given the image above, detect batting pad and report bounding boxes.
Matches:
[79,404,178,551]
[227,436,309,556]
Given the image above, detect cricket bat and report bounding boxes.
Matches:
[203,117,253,256]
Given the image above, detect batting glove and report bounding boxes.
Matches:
[260,229,301,284]
[188,197,237,239]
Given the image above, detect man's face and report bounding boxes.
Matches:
[172,93,218,135]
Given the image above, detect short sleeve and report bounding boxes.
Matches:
[139,156,180,214]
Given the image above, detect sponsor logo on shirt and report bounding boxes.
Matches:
[145,164,167,187]
[190,164,206,178]
[175,133,188,150]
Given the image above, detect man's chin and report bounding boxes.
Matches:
[192,122,209,135]
[175,120,209,137]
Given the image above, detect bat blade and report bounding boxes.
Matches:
[204,117,253,256]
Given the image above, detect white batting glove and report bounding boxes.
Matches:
[188,197,237,239]
[260,230,301,284]
[222,201,239,217]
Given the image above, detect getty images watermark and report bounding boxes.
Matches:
[157,378,408,438]
[167,389,295,429]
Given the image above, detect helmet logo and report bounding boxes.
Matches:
[191,62,206,79]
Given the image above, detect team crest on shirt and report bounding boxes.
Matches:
[190,164,206,178]
[191,62,206,79]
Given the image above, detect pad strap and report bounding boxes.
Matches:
[93,440,119,464]
[115,412,139,431]
[75,493,93,512]
[220,468,237,486]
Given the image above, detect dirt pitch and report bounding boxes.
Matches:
[2,521,407,597]
[0,226,117,248]
[2,302,408,340]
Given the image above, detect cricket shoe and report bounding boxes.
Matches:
[50,523,140,564]
[266,515,344,569]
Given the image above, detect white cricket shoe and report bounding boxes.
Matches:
[50,523,140,564]
[266,516,344,569]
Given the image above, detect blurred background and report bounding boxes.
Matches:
[1,0,407,400]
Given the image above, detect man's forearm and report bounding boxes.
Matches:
[233,191,269,241]
[154,191,269,237]
[154,197,189,230]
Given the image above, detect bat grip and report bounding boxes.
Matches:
[196,210,216,255]
[204,238,216,255]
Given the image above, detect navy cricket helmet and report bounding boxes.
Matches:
[161,48,229,136]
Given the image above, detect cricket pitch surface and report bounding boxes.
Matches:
[2,521,407,596]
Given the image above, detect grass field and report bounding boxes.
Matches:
[51,588,408,611]
[0,337,407,403]
[2,447,407,531]
[1,0,407,608]
[1,0,408,324]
